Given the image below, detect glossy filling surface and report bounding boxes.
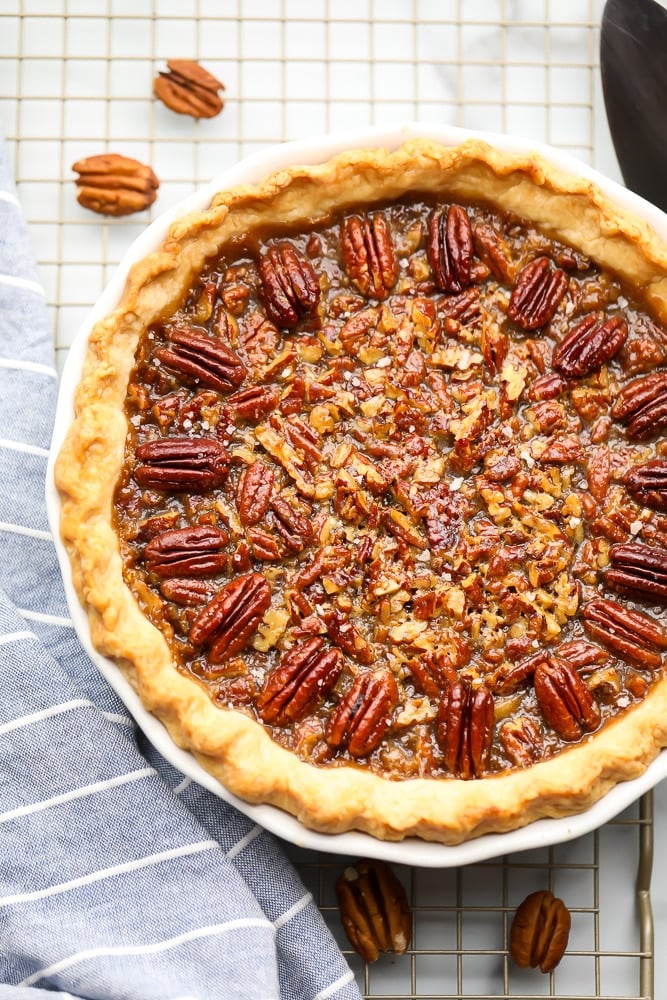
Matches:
[114,195,667,779]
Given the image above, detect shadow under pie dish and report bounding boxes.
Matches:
[51,126,667,847]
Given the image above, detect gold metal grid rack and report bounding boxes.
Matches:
[0,1,654,997]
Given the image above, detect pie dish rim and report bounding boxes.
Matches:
[46,120,667,866]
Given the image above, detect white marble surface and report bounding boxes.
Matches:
[1,1,666,996]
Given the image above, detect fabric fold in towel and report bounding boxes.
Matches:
[0,138,361,1000]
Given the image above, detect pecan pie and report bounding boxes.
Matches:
[55,138,667,844]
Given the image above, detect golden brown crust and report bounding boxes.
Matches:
[55,138,667,844]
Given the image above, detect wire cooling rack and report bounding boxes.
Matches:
[0,1,654,997]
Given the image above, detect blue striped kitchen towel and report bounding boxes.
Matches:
[0,137,361,1000]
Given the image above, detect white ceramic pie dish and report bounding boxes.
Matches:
[46,121,667,867]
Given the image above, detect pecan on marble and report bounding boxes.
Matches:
[610,371,667,439]
[227,385,278,423]
[72,153,159,217]
[154,59,225,118]
[256,637,343,724]
[534,656,600,741]
[144,524,229,577]
[625,459,667,511]
[154,328,247,393]
[583,597,667,669]
[134,437,230,491]
[236,461,274,526]
[258,243,320,329]
[500,718,544,768]
[436,680,494,779]
[325,671,398,758]
[552,314,628,378]
[507,256,568,330]
[189,572,271,663]
[336,860,411,964]
[510,889,571,973]
[606,542,667,603]
[427,205,475,293]
[341,214,398,299]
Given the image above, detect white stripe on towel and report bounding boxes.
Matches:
[274,891,313,929]
[0,768,155,825]
[0,358,57,377]
[0,520,52,540]
[0,699,90,736]
[0,437,50,457]
[0,630,37,648]
[0,839,220,908]
[19,918,276,988]
[0,272,45,296]
[18,608,74,627]
[313,971,357,1000]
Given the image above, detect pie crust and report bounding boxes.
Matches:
[55,138,667,844]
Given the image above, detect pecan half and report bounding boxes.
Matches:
[534,657,600,741]
[606,542,667,603]
[227,385,278,423]
[325,671,398,757]
[507,256,568,330]
[144,525,229,577]
[489,649,546,695]
[189,572,271,662]
[583,597,667,669]
[610,371,667,439]
[336,860,411,964]
[72,153,159,217]
[321,608,374,664]
[552,314,628,378]
[134,437,230,490]
[436,680,494,779]
[473,221,512,282]
[341,214,398,299]
[270,496,313,552]
[258,243,320,328]
[625,460,667,511]
[237,461,274,526]
[500,718,544,768]
[154,59,225,118]
[155,328,246,394]
[427,205,475,293]
[256,637,343,724]
[159,577,215,606]
[510,890,571,973]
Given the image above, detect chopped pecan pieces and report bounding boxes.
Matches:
[427,205,475,293]
[256,637,343,724]
[625,460,667,511]
[437,680,494,778]
[341,214,398,299]
[583,597,667,669]
[154,59,225,118]
[155,328,246,394]
[134,437,230,491]
[326,671,398,757]
[610,371,667,439]
[189,572,271,662]
[510,889,571,973]
[500,718,544,768]
[552,314,628,378]
[72,153,159,217]
[507,256,568,330]
[606,542,667,603]
[336,860,411,963]
[144,525,229,577]
[258,244,321,328]
[534,657,600,741]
